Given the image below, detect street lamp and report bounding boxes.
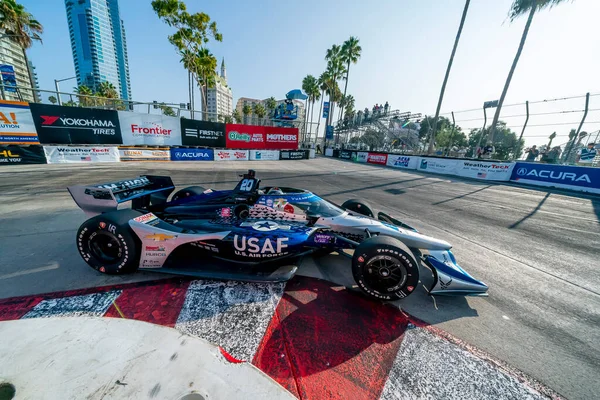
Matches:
[54,76,77,105]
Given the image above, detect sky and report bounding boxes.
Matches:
[19,0,600,147]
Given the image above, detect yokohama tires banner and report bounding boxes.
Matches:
[118,112,182,146]
[0,144,46,165]
[225,124,265,149]
[214,149,249,161]
[0,100,39,144]
[44,146,120,163]
[29,103,122,145]
[119,148,170,161]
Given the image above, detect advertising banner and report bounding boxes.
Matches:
[417,157,458,175]
[0,145,46,165]
[339,150,352,160]
[225,124,265,149]
[249,150,279,161]
[367,152,388,165]
[181,119,225,147]
[170,148,214,161]
[326,125,334,140]
[118,112,181,146]
[510,162,600,194]
[214,149,249,161]
[264,126,299,150]
[29,103,122,145]
[325,148,334,157]
[386,154,418,170]
[456,160,515,181]
[0,101,39,144]
[280,150,308,160]
[352,151,369,163]
[44,146,120,164]
[118,148,170,162]
[309,149,316,159]
[0,64,17,92]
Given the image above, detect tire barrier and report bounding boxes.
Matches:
[327,149,600,194]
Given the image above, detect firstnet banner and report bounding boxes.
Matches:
[118,112,182,146]
[249,150,279,161]
[44,146,120,163]
[456,160,514,181]
[214,149,249,161]
[119,148,170,161]
[0,101,39,144]
[510,162,600,194]
[386,154,418,170]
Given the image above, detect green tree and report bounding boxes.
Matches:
[360,128,385,150]
[315,72,329,141]
[429,0,471,153]
[223,115,233,123]
[242,103,252,124]
[232,109,242,123]
[0,0,43,93]
[74,85,93,107]
[324,44,346,137]
[265,96,277,118]
[63,99,77,107]
[159,103,176,116]
[302,75,319,138]
[339,36,361,125]
[48,95,57,104]
[488,0,570,143]
[152,0,222,120]
[253,103,266,125]
[468,121,522,160]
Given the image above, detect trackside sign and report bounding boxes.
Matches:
[457,160,514,181]
[510,162,600,194]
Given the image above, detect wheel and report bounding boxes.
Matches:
[352,236,419,301]
[171,185,206,202]
[76,209,143,275]
[342,199,375,217]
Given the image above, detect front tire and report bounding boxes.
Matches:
[77,209,142,274]
[352,236,419,301]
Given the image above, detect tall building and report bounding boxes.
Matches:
[27,60,41,103]
[65,0,131,100]
[206,58,233,121]
[0,36,37,102]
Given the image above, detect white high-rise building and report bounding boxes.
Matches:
[206,58,233,121]
[0,35,37,103]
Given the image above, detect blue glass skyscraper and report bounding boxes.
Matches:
[65,0,131,100]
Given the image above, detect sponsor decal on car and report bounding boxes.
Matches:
[240,220,291,232]
[98,177,151,191]
[233,235,289,258]
[144,233,177,242]
[145,245,165,252]
[133,213,158,224]
[314,233,336,244]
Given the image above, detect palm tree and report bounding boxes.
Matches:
[253,103,266,125]
[339,36,361,125]
[302,75,318,138]
[48,95,57,104]
[304,78,320,142]
[488,0,570,144]
[194,48,217,120]
[97,81,118,98]
[0,0,43,96]
[232,109,242,123]
[180,50,197,117]
[265,96,277,119]
[242,104,252,124]
[428,0,471,154]
[74,85,93,107]
[316,72,329,142]
[324,44,346,133]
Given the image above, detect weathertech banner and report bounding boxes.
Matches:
[367,152,388,165]
[0,145,46,165]
[29,103,122,145]
[118,112,181,146]
[249,150,280,161]
[457,160,515,181]
[0,100,39,144]
[264,126,299,150]
[118,148,170,162]
[214,149,249,161]
[225,124,265,150]
[43,146,120,164]
[181,119,225,147]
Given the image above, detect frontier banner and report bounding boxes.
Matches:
[29,103,122,145]
[0,145,46,165]
[44,146,120,164]
[0,101,39,144]
[181,119,225,147]
[118,112,182,146]
[119,148,170,162]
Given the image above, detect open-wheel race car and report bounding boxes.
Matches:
[68,170,488,301]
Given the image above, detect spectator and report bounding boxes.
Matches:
[482,143,494,159]
[384,101,389,115]
[524,145,539,162]
[316,144,321,154]
[373,104,377,115]
[576,142,597,165]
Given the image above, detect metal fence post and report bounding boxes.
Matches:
[447,111,456,155]
[475,106,487,156]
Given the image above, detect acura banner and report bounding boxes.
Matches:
[170,148,214,161]
[181,119,225,147]
[118,112,181,146]
[29,103,122,145]
[0,144,46,165]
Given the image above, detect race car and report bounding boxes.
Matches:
[68,170,488,301]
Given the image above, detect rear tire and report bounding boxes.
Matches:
[171,185,206,202]
[342,199,375,218]
[77,209,143,275]
[352,236,419,301]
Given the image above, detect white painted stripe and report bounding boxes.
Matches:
[380,328,547,400]
[21,291,122,319]
[0,263,59,280]
[175,280,284,361]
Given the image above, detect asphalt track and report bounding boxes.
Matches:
[0,158,598,400]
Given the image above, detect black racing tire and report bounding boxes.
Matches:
[171,185,206,202]
[342,199,375,218]
[76,209,143,275]
[352,236,419,301]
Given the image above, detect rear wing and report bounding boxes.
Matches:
[68,175,175,217]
